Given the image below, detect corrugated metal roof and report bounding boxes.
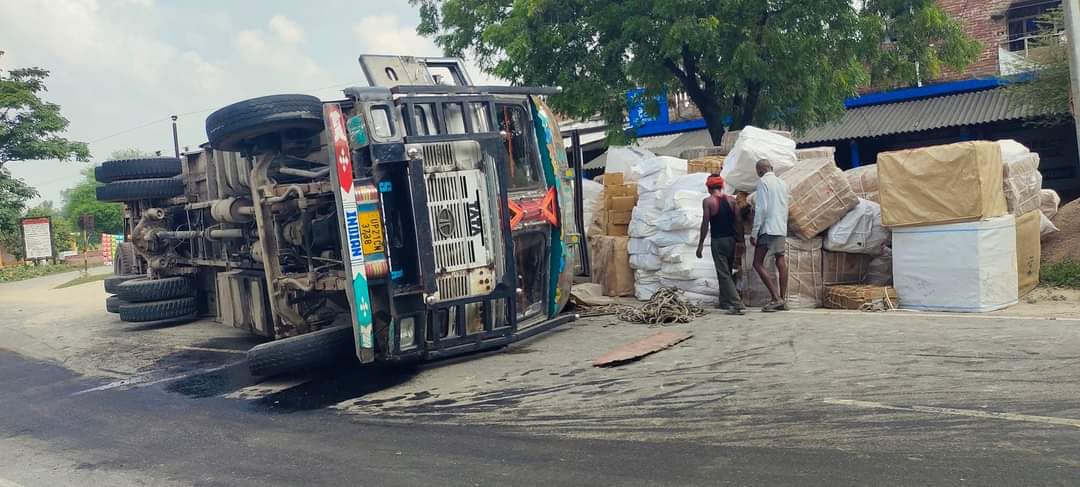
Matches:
[797,87,1033,144]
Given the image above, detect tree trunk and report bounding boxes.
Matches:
[702,108,726,146]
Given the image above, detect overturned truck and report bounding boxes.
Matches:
[96,56,580,376]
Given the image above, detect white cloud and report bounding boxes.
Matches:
[352,15,441,56]
[269,15,305,44]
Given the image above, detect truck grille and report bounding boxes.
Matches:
[410,140,482,174]
[425,169,493,278]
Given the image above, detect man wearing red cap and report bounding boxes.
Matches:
[696,174,745,315]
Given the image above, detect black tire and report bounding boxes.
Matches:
[94,157,181,183]
[96,178,184,202]
[119,297,197,323]
[116,276,193,303]
[247,326,354,378]
[106,295,126,314]
[113,242,138,275]
[205,94,324,152]
[104,274,143,294]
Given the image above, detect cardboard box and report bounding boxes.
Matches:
[825,285,898,310]
[606,210,632,225]
[603,222,629,236]
[589,235,634,297]
[1016,210,1040,297]
[878,141,1007,227]
[822,251,871,285]
[604,183,638,199]
[602,172,625,186]
[605,195,637,212]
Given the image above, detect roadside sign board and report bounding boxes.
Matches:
[20,217,54,260]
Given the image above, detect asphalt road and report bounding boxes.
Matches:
[1,270,1080,485]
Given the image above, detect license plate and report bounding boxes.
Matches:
[358,210,385,255]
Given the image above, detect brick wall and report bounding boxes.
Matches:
[935,0,1011,80]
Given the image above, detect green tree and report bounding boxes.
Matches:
[0,51,90,258]
[61,167,124,240]
[1005,9,1072,127]
[412,0,981,144]
[0,168,37,259]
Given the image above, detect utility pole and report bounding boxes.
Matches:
[1064,0,1080,156]
[171,114,181,158]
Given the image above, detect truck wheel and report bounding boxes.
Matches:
[205,94,324,152]
[104,274,143,294]
[116,276,193,303]
[96,177,184,202]
[119,297,197,323]
[113,242,138,275]
[106,295,126,314]
[247,326,354,378]
[94,157,182,183]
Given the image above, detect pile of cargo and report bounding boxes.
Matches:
[589,125,1054,313]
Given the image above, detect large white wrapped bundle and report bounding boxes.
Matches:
[634,156,688,192]
[656,205,703,231]
[635,269,662,284]
[650,229,698,248]
[637,190,659,211]
[824,199,890,255]
[605,146,654,176]
[582,179,604,239]
[659,253,716,281]
[629,253,662,271]
[661,277,721,297]
[720,126,797,192]
[628,206,659,238]
[628,238,657,255]
[658,174,709,210]
[635,282,661,301]
[893,215,1018,312]
[658,245,692,263]
[998,139,1030,165]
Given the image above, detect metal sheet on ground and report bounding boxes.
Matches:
[592,330,691,367]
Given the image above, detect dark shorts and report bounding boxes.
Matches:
[756,234,786,256]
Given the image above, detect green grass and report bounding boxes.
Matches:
[54,272,110,289]
[1040,261,1080,289]
[0,263,75,283]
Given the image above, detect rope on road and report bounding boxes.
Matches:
[577,287,708,326]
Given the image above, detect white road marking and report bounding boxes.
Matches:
[223,378,308,400]
[72,363,241,396]
[825,398,1080,428]
[177,346,247,355]
[790,309,1080,323]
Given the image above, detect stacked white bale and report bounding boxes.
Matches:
[614,150,690,300]
[719,126,797,193]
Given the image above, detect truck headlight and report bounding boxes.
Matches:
[399,317,416,350]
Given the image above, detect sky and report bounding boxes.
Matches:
[2,0,499,205]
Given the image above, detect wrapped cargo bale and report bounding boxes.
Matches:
[825,285,898,310]
[627,237,657,256]
[878,142,1007,227]
[589,236,634,297]
[822,251,871,285]
[738,235,823,308]
[680,146,726,160]
[865,247,893,286]
[824,199,889,255]
[779,156,859,240]
[1002,152,1042,217]
[795,147,836,161]
[628,156,688,192]
[1040,189,1061,219]
[892,215,1018,312]
[720,129,793,154]
[1040,212,1059,236]
[628,206,659,238]
[720,126,798,192]
[1016,210,1041,297]
[844,165,879,203]
[635,270,662,300]
[687,156,724,174]
[582,179,604,240]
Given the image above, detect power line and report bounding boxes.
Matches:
[84,79,366,146]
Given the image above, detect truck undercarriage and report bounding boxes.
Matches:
[97,56,580,376]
